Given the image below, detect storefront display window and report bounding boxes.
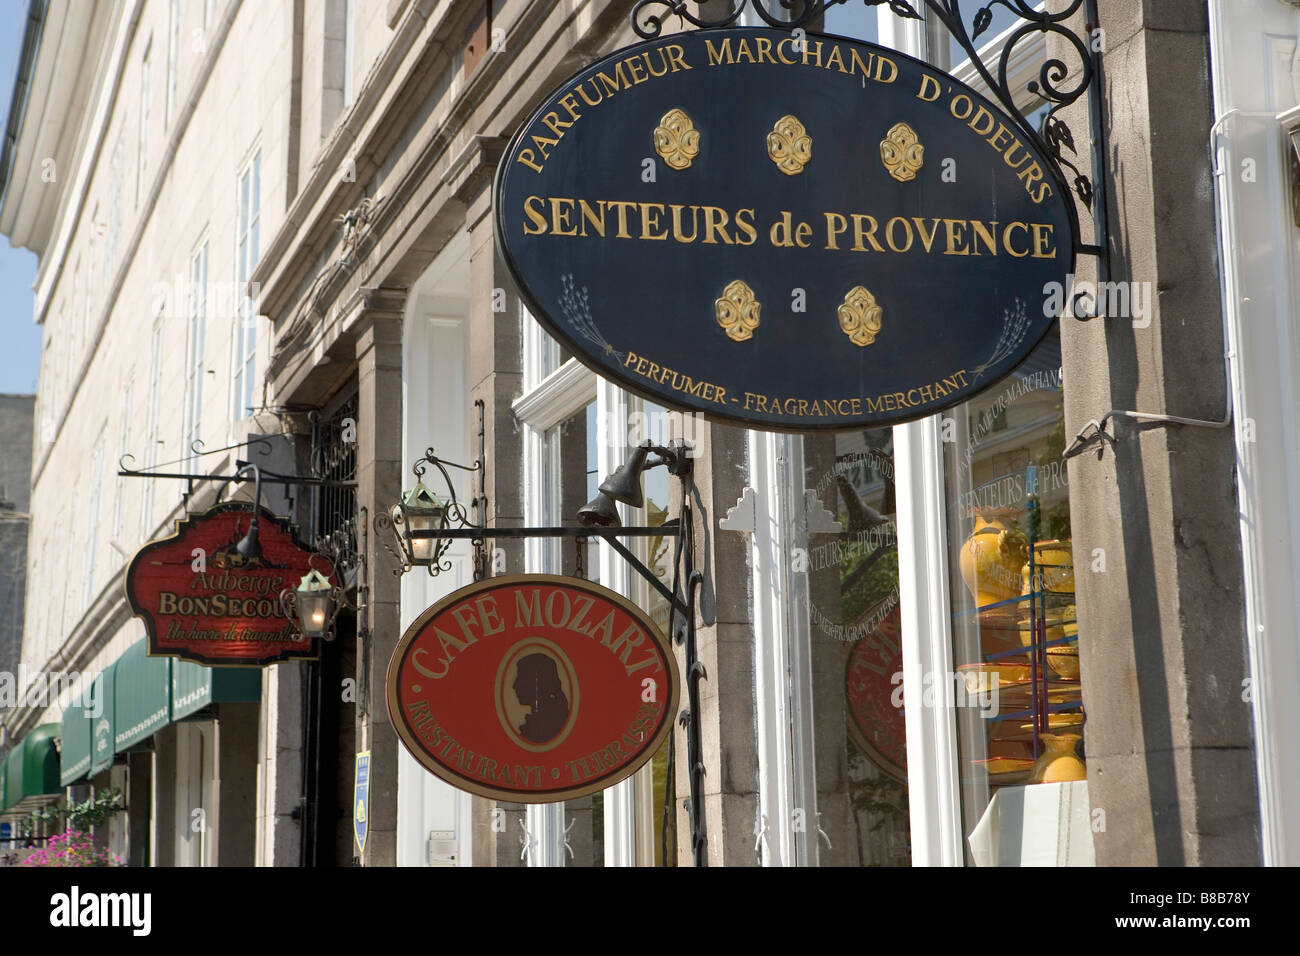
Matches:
[805,429,910,865]
[940,329,1087,865]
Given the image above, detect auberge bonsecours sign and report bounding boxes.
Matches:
[494,27,1075,430]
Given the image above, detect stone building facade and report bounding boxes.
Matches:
[0,394,34,759]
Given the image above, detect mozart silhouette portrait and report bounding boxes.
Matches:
[512,652,571,744]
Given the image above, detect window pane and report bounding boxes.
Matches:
[941,328,1083,866]
[636,401,678,867]
[542,401,600,865]
[806,428,910,865]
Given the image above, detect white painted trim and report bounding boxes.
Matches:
[518,308,594,866]
[397,238,475,867]
[949,10,1047,111]
[511,357,597,430]
[782,436,819,866]
[894,417,964,866]
[598,378,638,867]
[747,430,798,866]
[881,1,964,868]
[1206,0,1300,866]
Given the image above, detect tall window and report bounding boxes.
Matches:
[113,379,133,561]
[83,436,105,611]
[70,259,81,364]
[107,133,124,274]
[233,151,260,420]
[343,0,356,107]
[185,242,208,464]
[54,311,66,416]
[138,44,151,204]
[38,340,53,445]
[85,217,97,344]
[142,323,164,538]
[166,0,180,126]
[48,526,61,652]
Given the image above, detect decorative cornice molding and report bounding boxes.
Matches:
[441,133,509,203]
[512,358,598,432]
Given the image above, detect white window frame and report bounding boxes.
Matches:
[113,378,134,564]
[54,311,66,417]
[38,339,53,446]
[142,322,164,539]
[512,307,664,866]
[185,240,209,468]
[232,149,261,420]
[396,232,476,868]
[137,42,151,205]
[1206,0,1300,866]
[107,133,124,273]
[343,0,356,108]
[166,0,180,126]
[85,216,96,346]
[70,258,81,363]
[83,435,105,611]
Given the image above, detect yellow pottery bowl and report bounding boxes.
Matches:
[1020,539,1075,594]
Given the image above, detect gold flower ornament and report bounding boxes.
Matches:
[838,286,884,347]
[879,122,924,182]
[654,108,701,170]
[715,280,761,342]
[767,115,812,175]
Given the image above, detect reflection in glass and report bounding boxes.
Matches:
[807,429,910,865]
[942,329,1086,865]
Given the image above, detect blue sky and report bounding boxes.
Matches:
[0,1,39,396]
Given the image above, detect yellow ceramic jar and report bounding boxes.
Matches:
[1030,733,1086,783]
[1021,539,1075,594]
[959,508,1029,609]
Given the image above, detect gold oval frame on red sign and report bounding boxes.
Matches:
[387,573,680,803]
[494,636,581,753]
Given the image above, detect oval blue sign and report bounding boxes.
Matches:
[495,27,1075,430]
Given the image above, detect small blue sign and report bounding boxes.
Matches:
[0,822,12,845]
[354,751,370,855]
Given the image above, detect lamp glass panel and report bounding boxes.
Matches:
[297,591,331,637]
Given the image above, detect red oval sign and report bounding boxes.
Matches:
[388,575,679,802]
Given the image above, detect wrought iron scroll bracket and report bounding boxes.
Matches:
[630,0,1111,263]
[376,437,709,865]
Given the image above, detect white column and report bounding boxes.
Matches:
[880,1,964,867]
[598,379,642,866]
[735,3,819,869]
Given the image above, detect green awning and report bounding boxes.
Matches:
[114,639,172,753]
[90,667,115,775]
[59,702,92,786]
[2,724,62,814]
[171,660,261,720]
